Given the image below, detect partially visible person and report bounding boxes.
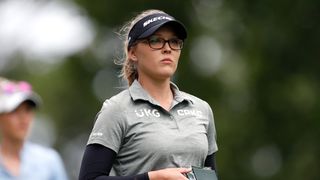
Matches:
[0,77,68,180]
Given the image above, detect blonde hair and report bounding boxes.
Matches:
[117,9,165,86]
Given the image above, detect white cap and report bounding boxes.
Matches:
[0,77,41,114]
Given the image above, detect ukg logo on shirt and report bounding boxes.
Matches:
[135,108,160,117]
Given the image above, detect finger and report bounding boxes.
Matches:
[178,167,192,173]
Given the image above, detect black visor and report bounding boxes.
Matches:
[127,13,187,49]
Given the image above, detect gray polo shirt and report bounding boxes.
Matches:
[87,80,218,176]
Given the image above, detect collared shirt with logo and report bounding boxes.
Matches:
[88,80,218,176]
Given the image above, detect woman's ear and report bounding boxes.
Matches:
[128,47,138,61]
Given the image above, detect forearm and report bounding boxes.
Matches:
[94,173,148,180]
[147,168,190,180]
[79,144,197,180]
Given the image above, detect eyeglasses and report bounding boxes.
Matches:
[141,36,184,50]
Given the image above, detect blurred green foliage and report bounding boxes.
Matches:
[1,0,319,179]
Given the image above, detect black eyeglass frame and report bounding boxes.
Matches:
[137,36,184,50]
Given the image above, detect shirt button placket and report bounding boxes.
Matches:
[169,114,179,130]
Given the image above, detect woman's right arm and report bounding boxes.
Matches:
[78,144,148,180]
[78,144,190,180]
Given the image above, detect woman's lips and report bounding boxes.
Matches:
[161,58,173,64]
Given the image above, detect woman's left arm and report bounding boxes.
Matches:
[204,153,216,170]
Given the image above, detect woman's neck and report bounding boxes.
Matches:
[138,77,173,111]
[0,138,24,158]
[0,138,24,176]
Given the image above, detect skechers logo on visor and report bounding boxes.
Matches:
[143,16,173,27]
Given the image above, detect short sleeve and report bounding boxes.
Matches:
[87,99,126,153]
[206,102,218,155]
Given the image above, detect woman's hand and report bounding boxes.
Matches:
[148,167,191,180]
